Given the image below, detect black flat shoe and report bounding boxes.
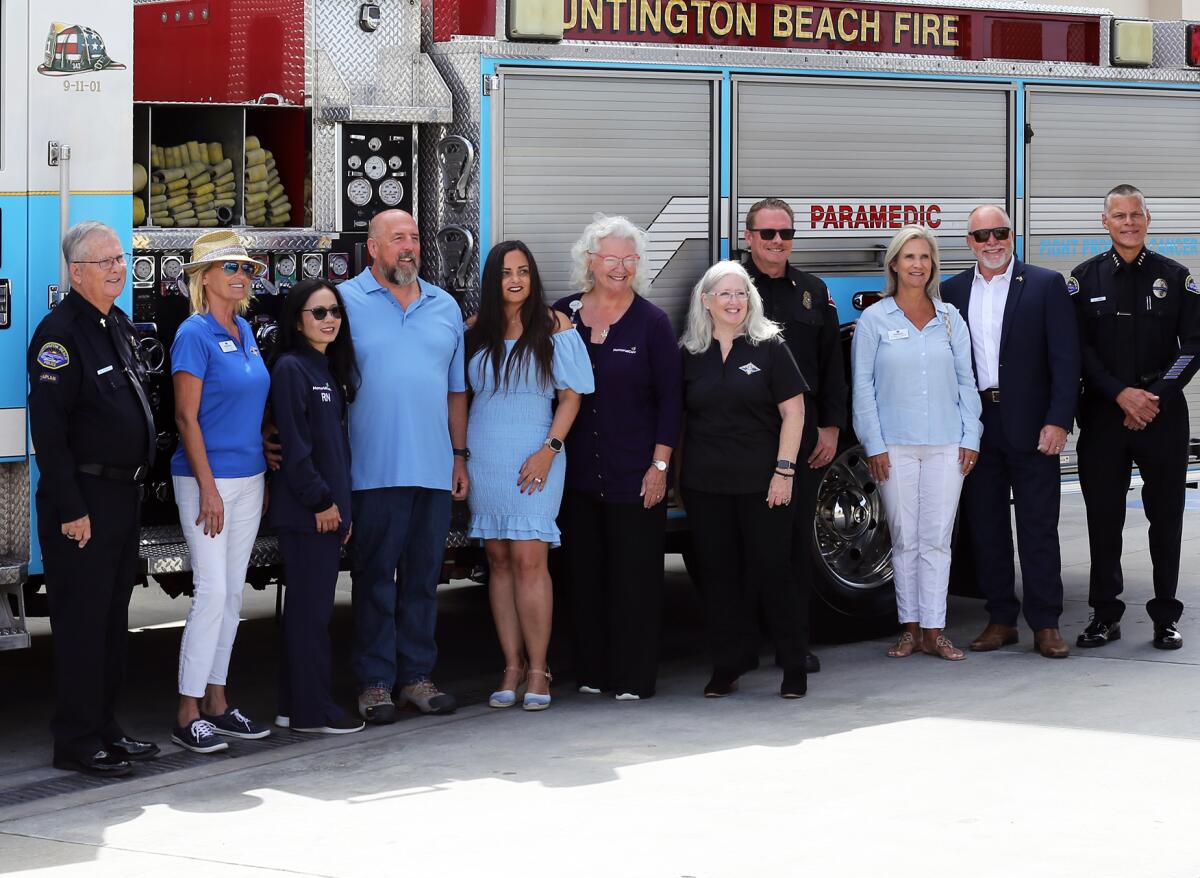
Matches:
[781,669,808,699]
[704,669,741,698]
[1076,619,1121,648]
[53,749,134,777]
[1153,622,1183,650]
[106,737,160,761]
[805,651,821,674]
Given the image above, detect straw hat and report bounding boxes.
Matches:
[180,229,267,277]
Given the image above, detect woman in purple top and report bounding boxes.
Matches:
[553,214,683,700]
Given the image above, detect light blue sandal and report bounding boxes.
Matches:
[489,666,527,709]
[523,668,553,711]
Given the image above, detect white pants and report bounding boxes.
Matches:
[876,444,964,629]
[174,474,265,697]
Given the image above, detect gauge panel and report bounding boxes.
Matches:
[339,123,415,232]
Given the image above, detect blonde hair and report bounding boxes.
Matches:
[569,214,651,294]
[883,225,941,300]
[679,260,781,355]
[187,263,252,315]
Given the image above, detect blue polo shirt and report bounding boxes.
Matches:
[339,269,466,491]
[170,312,271,478]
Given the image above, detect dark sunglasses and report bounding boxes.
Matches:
[219,260,266,278]
[968,226,1012,243]
[749,227,796,241]
[302,305,343,320]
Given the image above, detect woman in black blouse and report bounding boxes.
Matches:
[679,260,809,699]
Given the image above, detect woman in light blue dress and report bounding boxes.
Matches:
[466,241,594,711]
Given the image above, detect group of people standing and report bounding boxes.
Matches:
[28,181,1199,779]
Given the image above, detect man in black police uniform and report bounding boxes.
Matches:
[1071,184,1200,650]
[28,221,159,775]
[742,197,848,673]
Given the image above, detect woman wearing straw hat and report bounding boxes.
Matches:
[169,230,273,753]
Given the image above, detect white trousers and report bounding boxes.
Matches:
[174,474,265,697]
[876,444,964,629]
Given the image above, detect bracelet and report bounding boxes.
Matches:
[774,469,794,478]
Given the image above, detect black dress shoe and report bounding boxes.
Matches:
[704,669,741,698]
[53,749,134,777]
[1153,622,1183,650]
[780,669,807,699]
[805,651,821,674]
[106,737,161,761]
[1076,619,1121,648]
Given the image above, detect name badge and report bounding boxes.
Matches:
[219,340,238,353]
[96,365,113,375]
[1090,296,1106,303]
[887,329,909,341]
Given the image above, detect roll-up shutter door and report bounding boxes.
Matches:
[495,71,716,327]
[1027,87,1200,447]
[734,77,1011,272]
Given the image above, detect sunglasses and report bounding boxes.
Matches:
[749,227,796,241]
[302,305,343,321]
[968,227,1012,243]
[219,260,266,278]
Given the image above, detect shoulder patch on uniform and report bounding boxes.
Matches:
[1187,274,1199,295]
[1066,276,1080,296]
[36,342,70,370]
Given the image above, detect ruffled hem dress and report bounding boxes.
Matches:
[466,330,594,547]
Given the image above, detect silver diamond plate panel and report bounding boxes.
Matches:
[1154,20,1189,68]
[0,558,26,587]
[0,461,30,563]
[134,229,333,252]
[312,122,339,233]
[1100,15,1112,66]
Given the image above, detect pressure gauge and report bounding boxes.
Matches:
[328,253,350,277]
[347,154,362,171]
[302,253,324,279]
[275,254,297,278]
[388,154,404,171]
[367,136,383,152]
[131,255,156,283]
[160,253,184,280]
[346,177,373,206]
[378,178,405,207]
[364,155,387,180]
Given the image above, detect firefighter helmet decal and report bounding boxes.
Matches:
[38,22,126,76]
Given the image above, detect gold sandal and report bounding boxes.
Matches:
[887,631,920,658]
[924,634,966,661]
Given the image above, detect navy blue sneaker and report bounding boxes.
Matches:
[201,707,271,740]
[171,719,229,754]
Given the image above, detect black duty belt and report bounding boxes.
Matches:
[78,463,149,485]
[980,388,1001,403]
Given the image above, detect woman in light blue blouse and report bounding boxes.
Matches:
[852,225,982,661]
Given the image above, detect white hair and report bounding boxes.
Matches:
[966,204,1014,228]
[63,220,117,263]
[1104,184,1148,214]
[680,260,782,355]
[882,225,941,300]
[569,214,651,293]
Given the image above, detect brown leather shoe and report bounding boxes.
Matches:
[969,624,1019,652]
[1034,628,1070,658]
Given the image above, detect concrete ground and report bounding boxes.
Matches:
[3,490,1200,877]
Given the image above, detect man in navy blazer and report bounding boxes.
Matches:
[941,205,1081,658]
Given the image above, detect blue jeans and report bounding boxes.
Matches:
[350,487,451,690]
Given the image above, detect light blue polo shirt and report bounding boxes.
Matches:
[170,312,271,478]
[339,269,466,491]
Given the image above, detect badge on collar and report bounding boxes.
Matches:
[802,290,812,310]
[1187,275,1199,295]
[1153,278,1169,299]
[739,362,761,375]
[1066,276,1080,296]
[36,342,69,370]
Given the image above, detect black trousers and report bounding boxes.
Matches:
[1078,399,1188,625]
[560,490,665,697]
[684,488,808,674]
[37,477,140,758]
[278,530,343,728]
[961,400,1064,630]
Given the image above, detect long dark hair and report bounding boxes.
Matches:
[271,278,361,403]
[466,240,554,392]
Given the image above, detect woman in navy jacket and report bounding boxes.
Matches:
[269,279,363,734]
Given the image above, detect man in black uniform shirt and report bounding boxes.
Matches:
[742,198,848,672]
[28,221,159,775]
[1071,185,1200,651]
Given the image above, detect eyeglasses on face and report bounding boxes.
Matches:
[706,289,749,302]
[968,227,1012,243]
[588,252,641,271]
[219,260,267,278]
[73,253,130,271]
[302,305,343,321]
[749,227,796,241]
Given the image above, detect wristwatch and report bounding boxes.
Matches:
[453,447,471,461]
[652,459,668,472]
[545,437,564,453]
[776,459,795,471]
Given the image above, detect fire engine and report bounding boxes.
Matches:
[4,0,1200,650]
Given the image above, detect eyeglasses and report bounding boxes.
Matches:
[706,290,749,302]
[219,260,266,278]
[72,253,129,271]
[968,227,1012,243]
[588,253,641,271]
[302,305,343,321]
[749,228,796,241]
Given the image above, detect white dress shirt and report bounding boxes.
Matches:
[967,259,1014,391]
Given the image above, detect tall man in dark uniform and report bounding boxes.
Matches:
[1071,185,1200,650]
[742,197,848,672]
[28,221,159,775]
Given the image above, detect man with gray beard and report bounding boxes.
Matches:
[338,209,469,722]
[941,205,1080,658]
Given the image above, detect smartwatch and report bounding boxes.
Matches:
[545,437,564,453]
[652,459,668,472]
[453,447,471,461]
